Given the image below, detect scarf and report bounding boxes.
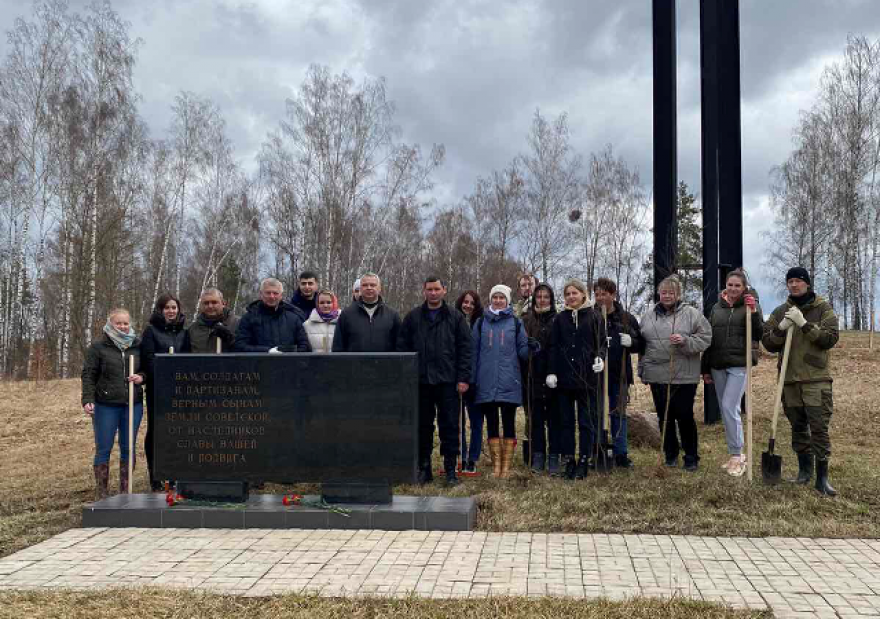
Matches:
[791,291,816,308]
[533,304,553,314]
[103,321,136,351]
[318,309,340,322]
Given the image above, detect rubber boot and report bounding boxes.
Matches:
[93,463,109,501]
[119,458,134,494]
[530,452,545,474]
[488,438,503,478]
[443,454,460,487]
[814,460,837,496]
[547,454,561,476]
[789,453,813,484]
[563,456,577,480]
[417,459,433,485]
[500,438,517,479]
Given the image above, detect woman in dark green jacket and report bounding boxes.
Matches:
[701,269,763,476]
[81,308,146,499]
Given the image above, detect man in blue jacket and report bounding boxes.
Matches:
[234,278,311,353]
[397,276,472,486]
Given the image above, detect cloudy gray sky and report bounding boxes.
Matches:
[3,0,879,304]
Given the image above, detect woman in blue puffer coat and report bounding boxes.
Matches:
[472,284,532,478]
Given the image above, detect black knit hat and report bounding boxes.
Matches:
[786,267,811,286]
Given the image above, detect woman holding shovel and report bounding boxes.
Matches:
[639,275,712,472]
[81,308,145,499]
[456,290,484,473]
[701,269,763,477]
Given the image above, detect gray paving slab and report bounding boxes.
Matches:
[2,529,880,617]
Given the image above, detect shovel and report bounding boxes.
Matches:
[522,352,533,465]
[595,306,615,474]
[762,328,793,484]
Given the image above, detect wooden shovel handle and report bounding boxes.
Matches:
[770,328,794,441]
[745,306,753,480]
[128,354,135,495]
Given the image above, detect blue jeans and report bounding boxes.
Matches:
[462,395,484,462]
[92,402,143,466]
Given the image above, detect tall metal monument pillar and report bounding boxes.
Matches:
[700,0,744,423]
[652,0,677,295]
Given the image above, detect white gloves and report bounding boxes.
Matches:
[785,306,806,328]
[778,317,793,331]
[268,347,282,354]
[619,333,632,347]
[592,357,604,374]
[545,374,558,389]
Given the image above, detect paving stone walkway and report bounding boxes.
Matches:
[1,528,879,618]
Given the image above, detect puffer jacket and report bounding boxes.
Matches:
[761,293,838,384]
[303,309,338,353]
[548,305,605,390]
[472,307,530,405]
[331,297,400,352]
[81,334,145,406]
[234,300,311,352]
[701,291,763,373]
[397,302,472,385]
[638,302,712,384]
[140,312,186,378]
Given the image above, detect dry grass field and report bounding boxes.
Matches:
[1,332,878,561]
[0,589,771,619]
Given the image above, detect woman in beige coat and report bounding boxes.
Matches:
[638,275,712,471]
[303,290,339,353]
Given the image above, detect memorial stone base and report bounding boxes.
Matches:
[82,493,477,531]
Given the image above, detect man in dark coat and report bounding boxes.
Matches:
[234,278,311,353]
[182,288,240,353]
[397,276,472,486]
[332,273,400,352]
[593,277,642,468]
[289,270,318,319]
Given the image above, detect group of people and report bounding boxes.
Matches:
[80,265,840,498]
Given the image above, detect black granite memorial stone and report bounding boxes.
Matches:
[153,353,418,491]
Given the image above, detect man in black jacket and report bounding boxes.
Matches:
[234,278,311,353]
[332,273,400,352]
[397,276,472,486]
[593,277,642,468]
[289,270,318,319]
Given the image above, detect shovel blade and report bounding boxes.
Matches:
[594,447,615,474]
[761,451,783,484]
[522,439,530,465]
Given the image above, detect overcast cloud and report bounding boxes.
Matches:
[2,0,879,305]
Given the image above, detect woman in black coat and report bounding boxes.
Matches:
[521,283,558,474]
[455,290,483,473]
[140,293,186,490]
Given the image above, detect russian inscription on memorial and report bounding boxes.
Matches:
[153,354,418,485]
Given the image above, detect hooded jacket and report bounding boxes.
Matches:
[331,296,401,352]
[472,307,530,405]
[303,309,338,353]
[182,308,240,354]
[761,293,838,384]
[81,333,145,406]
[140,312,186,378]
[233,300,311,352]
[548,303,606,390]
[701,291,763,373]
[289,289,315,320]
[397,301,472,385]
[521,287,557,385]
[638,302,712,384]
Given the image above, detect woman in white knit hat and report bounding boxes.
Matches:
[471,283,534,478]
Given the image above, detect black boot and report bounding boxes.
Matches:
[443,455,460,487]
[547,454,561,476]
[417,459,433,485]
[530,452,545,474]
[614,454,634,469]
[574,455,589,480]
[563,456,577,480]
[814,460,837,496]
[789,453,813,484]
